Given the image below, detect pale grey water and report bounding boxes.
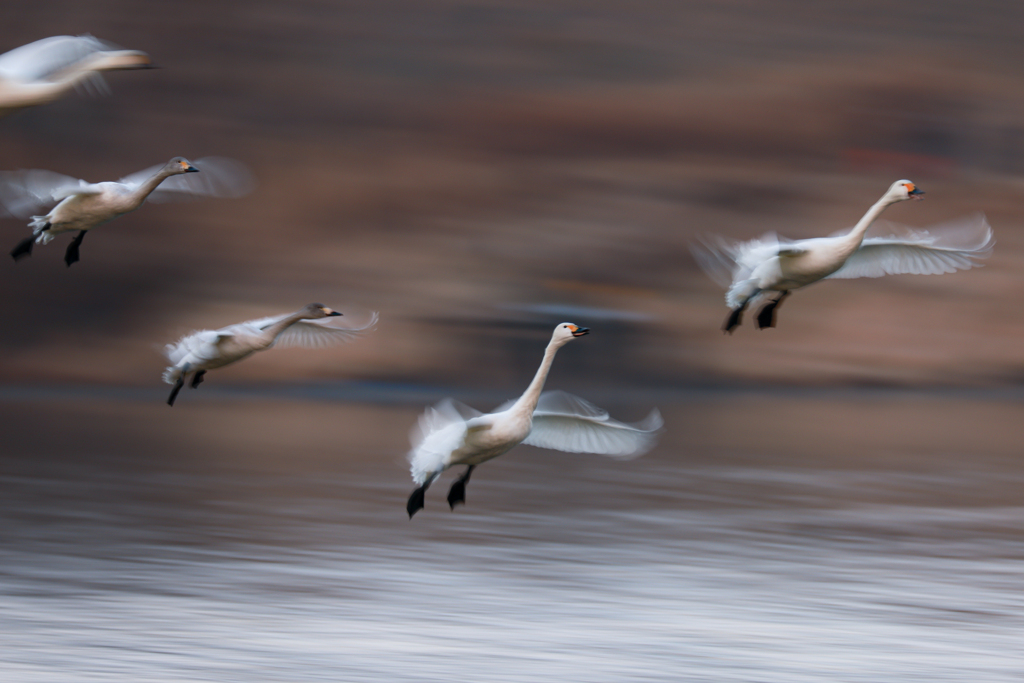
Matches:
[1,395,1023,682]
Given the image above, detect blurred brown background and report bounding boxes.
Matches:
[2,0,1024,393]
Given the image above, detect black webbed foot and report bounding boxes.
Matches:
[756,301,778,329]
[190,370,206,389]
[64,231,86,267]
[407,484,429,518]
[755,291,789,330]
[723,306,746,334]
[446,466,475,510]
[11,236,35,261]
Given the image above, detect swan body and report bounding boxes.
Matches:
[3,157,255,265]
[406,323,663,517]
[162,305,378,406]
[692,180,994,332]
[0,35,152,115]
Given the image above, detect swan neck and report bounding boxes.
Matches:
[258,309,308,344]
[131,166,176,201]
[510,342,560,417]
[846,196,895,247]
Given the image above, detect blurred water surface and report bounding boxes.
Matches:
[1,393,1022,682]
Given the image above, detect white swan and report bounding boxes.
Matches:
[0,35,152,116]
[162,305,378,406]
[692,180,994,332]
[406,323,663,517]
[2,156,255,266]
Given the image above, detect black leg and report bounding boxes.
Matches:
[446,465,476,510]
[755,290,790,330]
[190,370,206,389]
[723,303,748,334]
[167,375,186,406]
[64,230,86,267]
[11,236,35,261]
[407,481,431,518]
[167,364,190,406]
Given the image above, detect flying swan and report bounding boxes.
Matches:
[0,35,152,116]
[691,180,994,332]
[162,304,378,406]
[406,323,663,518]
[2,156,255,266]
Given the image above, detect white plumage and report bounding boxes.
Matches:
[3,157,255,266]
[406,323,662,517]
[0,35,152,115]
[162,305,378,406]
[691,180,994,332]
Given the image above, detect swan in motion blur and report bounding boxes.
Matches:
[162,305,378,406]
[0,35,152,116]
[692,180,994,332]
[2,157,255,266]
[406,323,663,518]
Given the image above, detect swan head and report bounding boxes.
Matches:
[887,179,925,203]
[165,157,199,174]
[552,322,590,346]
[301,303,342,319]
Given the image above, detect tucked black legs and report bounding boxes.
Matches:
[446,465,475,510]
[64,231,86,267]
[407,468,474,518]
[190,370,206,389]
[755,290,790,329]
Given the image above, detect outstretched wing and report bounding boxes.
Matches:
[691,232,783,288]
[236,311,379,349]
[0,169,97,218]
[523,390,663,458]
[407,398,483,484]
[828,214,994,280]
[0,35,112,83]
[119,157,256,203]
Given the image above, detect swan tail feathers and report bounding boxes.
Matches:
[161,365,182,385]
[726,278,760,309]
[29,216,54,243]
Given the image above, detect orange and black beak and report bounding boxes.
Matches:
[905,183,924,199]
[324,308,342,317]
[571,325,590,337]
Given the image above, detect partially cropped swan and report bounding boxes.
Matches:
[162,305,378,406]
[692,180,994,332]
[2,157,255,266]
[0,35,152,116]
[406,323,663,518]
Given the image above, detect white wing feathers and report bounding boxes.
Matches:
[0,35,112,83]
[828,214,994,280]
[0,170,97,217]
[523,390,663,459]
[119,157,256,203]
[237,311,379,349]
[407,398,481,484]
[161,329,222,383]
[692,232,784,287]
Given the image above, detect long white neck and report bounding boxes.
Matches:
[842,194,898,250]
[257,309,310,346]
[129,166,177,205]
[508,341,562,418]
